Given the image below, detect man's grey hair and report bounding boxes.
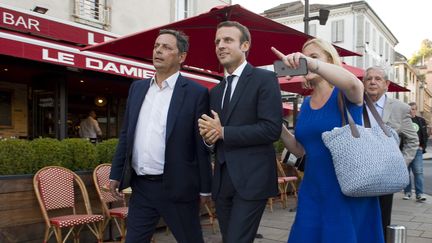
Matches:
[363,66,389,81]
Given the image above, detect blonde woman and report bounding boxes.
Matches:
[272,38,384,243]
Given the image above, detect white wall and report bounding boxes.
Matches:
[0,0,71,20]
[1,0,231,35]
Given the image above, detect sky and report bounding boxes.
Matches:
[231,0,432,58]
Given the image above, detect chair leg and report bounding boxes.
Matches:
[52,227,63,243]
[43,227,51,243]
[267,198,273,212]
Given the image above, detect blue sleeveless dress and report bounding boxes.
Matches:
[288,88,384,243]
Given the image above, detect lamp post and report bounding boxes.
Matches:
[303,0,330,34]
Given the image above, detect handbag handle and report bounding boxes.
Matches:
[337,91,392,138]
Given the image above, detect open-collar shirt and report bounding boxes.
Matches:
[132,72,179,175]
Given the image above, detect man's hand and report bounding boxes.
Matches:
[109,179,124,201]
[198,110,223,144]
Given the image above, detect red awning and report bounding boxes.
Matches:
[84,4,360,73]
[279,64,409,95]
[0,29,219,89]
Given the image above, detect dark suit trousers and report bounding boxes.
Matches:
[215,164,267,243]
[125,176,204,243]
[379,193,393,240]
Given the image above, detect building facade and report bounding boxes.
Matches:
[1,0,230,34]
[263,1,397,83]
[413,55,432,123]
[0,1,227,140]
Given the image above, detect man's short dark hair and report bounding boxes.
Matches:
[409,102,417,107]
[217,21,251,46]
[159,29,189,53]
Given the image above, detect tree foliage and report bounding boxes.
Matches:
[409,39,432,65]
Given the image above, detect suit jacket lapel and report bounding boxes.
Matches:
[166,75,187,140]
[223,64,253,123]
[382,98,393,123]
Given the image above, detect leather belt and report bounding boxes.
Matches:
[139,174,163,181]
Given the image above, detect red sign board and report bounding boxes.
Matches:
[0,29,219,88]
[0,4,117,46]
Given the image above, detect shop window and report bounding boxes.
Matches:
[0,90,13,128]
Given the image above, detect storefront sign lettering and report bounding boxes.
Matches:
[0,6,118,46]
[2,11,40,31]
[41,48,154,79]
[42,49,75,65]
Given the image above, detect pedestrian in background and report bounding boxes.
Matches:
[79,110,102,142]
[403,102,427,201]
[363,66,419,240]
[109,29,212,243]
[274,38,384,243]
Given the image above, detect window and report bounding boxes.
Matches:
[365,53,369,68]
[78,0,100,20]
[365,22,370,44]
[379,36,383,56]
[331,20,344,43]
[176,0,193,21]
[74,0,110,27]
[309,24,317,36]
[385,43,389,61]
[372,29,376,51]
[0,90,12,127]
[395,67,399,82]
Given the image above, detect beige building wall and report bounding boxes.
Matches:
[109,0,230,35]
[1,0,231,35]
[0,0,72,20]
[0,81,28,138]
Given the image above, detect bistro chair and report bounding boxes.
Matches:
[33,166,104,243]
[93,163,128,243]
[268,160,298,212]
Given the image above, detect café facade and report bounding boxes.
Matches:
[0,3,219,140]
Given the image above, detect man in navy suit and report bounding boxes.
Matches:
[199,21,282,243]
[109,29,212,243]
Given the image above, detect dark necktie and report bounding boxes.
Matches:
[217,75,234,164]
[221,75,234,122]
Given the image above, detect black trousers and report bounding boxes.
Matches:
[215,164,267,243]
[125,176,204,243]
[379,193,393,240]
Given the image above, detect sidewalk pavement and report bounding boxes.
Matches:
[152,192,432,243]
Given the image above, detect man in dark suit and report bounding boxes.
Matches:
[109,29,212,243]
[198,21,282,243]
[363,66,418,240]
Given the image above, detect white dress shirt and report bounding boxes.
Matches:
[132,72,179,175]
[365,94,386,127]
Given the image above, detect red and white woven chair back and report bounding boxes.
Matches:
[95,164,118,203]
[37,167,75,210]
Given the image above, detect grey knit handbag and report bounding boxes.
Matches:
[321,93,409,197]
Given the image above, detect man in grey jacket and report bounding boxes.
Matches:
[363,66,419,240]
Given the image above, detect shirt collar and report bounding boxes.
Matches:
[375,94,386,109]
[224,60,247,79]
[150,71,180,89]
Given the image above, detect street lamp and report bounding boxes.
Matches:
[303,0,330,34]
